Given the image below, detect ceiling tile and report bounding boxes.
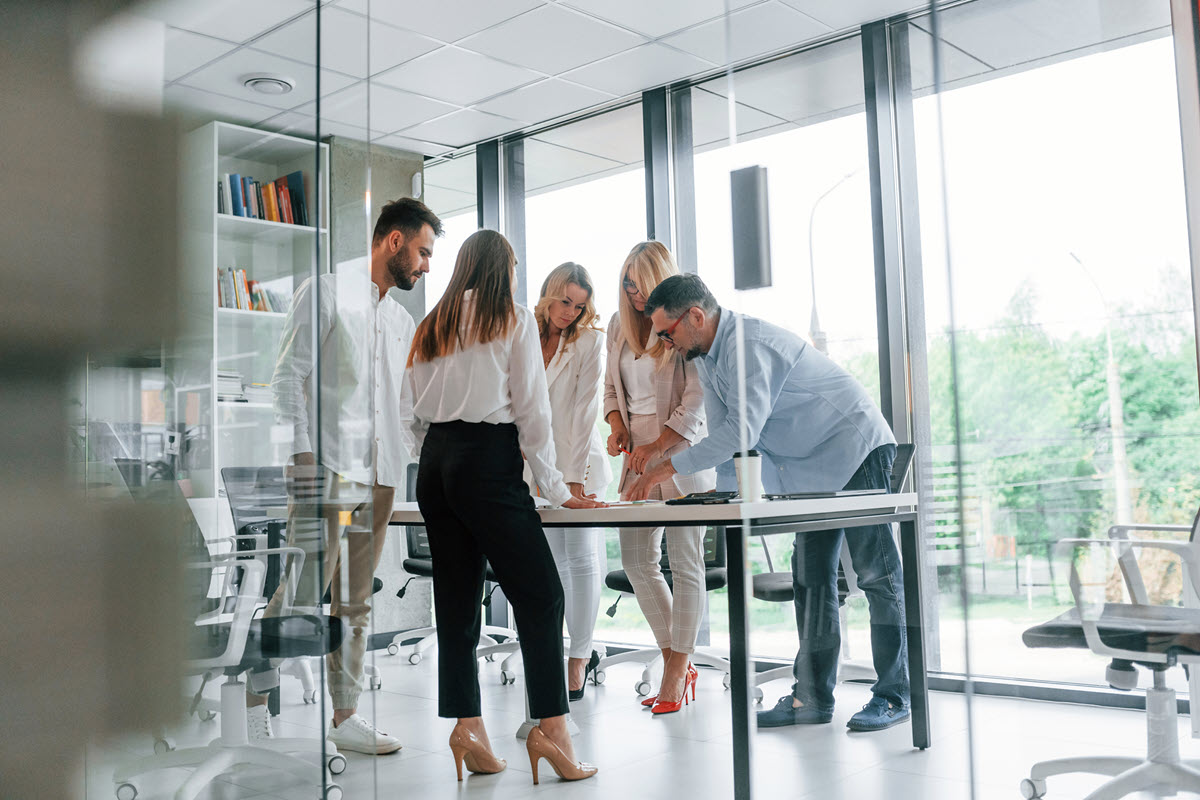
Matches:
[163,84,280,125]
[779,0,922,31]
[927,0,1171,70]
[698,36,865,123]
[562,0,761,39]
[423,184,476,216]
[163,28,235,81]
[561,43,716,97]
[256,110,319,138]
[374,47,542,105]
[425,155,478,195]
[688,87,789,150]
[905,24,992,94]
[251,7,441,78]
[136,0,312,44]
[291,81,456,133]
[459,5,645,75]
[180,48,357,110]
[524,138,623,192]
[372,134,453,157]
[662,1,830,64]
[397,109,523,148]
[533,103,644,163]
[475,79,614,125]
[369,0,543,44]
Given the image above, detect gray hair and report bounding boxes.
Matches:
[645,273,719,317]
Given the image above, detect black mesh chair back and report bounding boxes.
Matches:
[605,526,727,595]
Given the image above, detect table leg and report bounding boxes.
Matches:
[900,517,931,749]
[726,524,755,800]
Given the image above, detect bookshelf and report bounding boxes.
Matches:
[178,121,329,515]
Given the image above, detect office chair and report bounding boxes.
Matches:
[750,443,916,701]
[221,467,384,700]
[1019,508,1200,799]
[388,463,522,682]
[595,526,732,696]
[113,482,347,800]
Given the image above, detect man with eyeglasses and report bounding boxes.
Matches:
[627,273,908,733]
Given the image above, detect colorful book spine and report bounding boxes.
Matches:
[285,171,308,226]
[229,173,244,217]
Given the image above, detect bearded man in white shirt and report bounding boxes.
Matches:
[245,198,443,755]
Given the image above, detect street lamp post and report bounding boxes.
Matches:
[1069,252,1132,524]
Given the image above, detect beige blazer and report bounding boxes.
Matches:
[524,327,613,497]
[602,311,717,496]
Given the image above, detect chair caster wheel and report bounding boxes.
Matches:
[323,783,343,800]
[753,687,763,703]
[1019,778,1046,799]
[408,652,422,665]
[327,754,347,775]
[115,783,138,800]
[593,669,606,685]
[501,670,517,685]
[198,710,217,722]
[387,643,399,656]
[370,676,382,690]
[722,673,731,690]
[152,737,174,754]
[635,681,652,697]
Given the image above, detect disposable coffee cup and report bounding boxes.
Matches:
[734,449,763,502]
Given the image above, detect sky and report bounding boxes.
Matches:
[423,34,1193,367]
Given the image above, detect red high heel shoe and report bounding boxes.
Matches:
[641,663,697,707]
[650,666,697,715]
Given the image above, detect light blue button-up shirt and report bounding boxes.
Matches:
[671,308,895,493]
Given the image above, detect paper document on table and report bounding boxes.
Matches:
[606,499,667,506]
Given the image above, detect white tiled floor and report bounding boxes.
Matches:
[81,651,1200,799]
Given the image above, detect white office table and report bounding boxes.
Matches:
[389,492,926,800]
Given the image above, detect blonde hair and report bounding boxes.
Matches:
[534,262,602,357]
[618,241,678,365]
[408,229,515,366]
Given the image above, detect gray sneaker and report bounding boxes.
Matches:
[756,695,833,728]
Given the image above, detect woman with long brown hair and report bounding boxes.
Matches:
[528,262,612,701]
[603,241,716,715]
[408,230,601,785]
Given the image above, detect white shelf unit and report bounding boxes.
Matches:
[178,121,328,505]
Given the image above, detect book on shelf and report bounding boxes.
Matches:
[217,267,291,314]
[217,370,245,401]
[243,383,272,404]
[215,168,310,226]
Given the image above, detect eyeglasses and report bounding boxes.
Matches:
[622,277,642,295]
[656,309,692,344]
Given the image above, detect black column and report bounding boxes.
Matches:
[643,87,672,246]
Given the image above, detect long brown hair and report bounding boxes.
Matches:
[618,241,678,365]
[408,229,516,366]
[534,262,602,356]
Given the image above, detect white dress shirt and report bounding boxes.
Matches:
[525,327,613,496]
[271,271,416,488]
[619,345,657,416]
[408,292,571,506]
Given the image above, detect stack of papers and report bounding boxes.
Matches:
[217,370,244,401]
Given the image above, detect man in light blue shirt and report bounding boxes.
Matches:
[628,274,909,732]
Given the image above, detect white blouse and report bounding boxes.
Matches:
[620,345,657,416]
[408,292,571,506]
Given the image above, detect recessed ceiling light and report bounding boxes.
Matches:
[242,73,295,95]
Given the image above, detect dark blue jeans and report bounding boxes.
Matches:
[790,444,908,711]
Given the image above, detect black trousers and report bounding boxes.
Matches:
[416,420,569,720]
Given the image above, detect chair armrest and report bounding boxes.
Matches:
[187,559,265,670]
[1059,537,1200,664]
[1107,528,1197,606]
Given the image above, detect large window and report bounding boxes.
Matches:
[422,151,478,309]
[911,0,1196,687]
[690,37,881,663]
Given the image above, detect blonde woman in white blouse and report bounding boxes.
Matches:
[408,230,601,785]
[526,262,612,701]
[603,241,716,715]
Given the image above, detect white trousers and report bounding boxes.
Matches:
[544,526,605,659]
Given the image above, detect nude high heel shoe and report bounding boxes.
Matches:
[449,723,507,781]
[525,726,598,785]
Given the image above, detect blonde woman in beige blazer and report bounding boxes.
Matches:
[603,241,716,715]
[524,262,613,701]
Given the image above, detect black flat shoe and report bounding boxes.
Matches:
[568,651,601,701]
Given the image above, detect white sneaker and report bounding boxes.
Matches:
[327,714,402,755]
[247,705,274,741]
